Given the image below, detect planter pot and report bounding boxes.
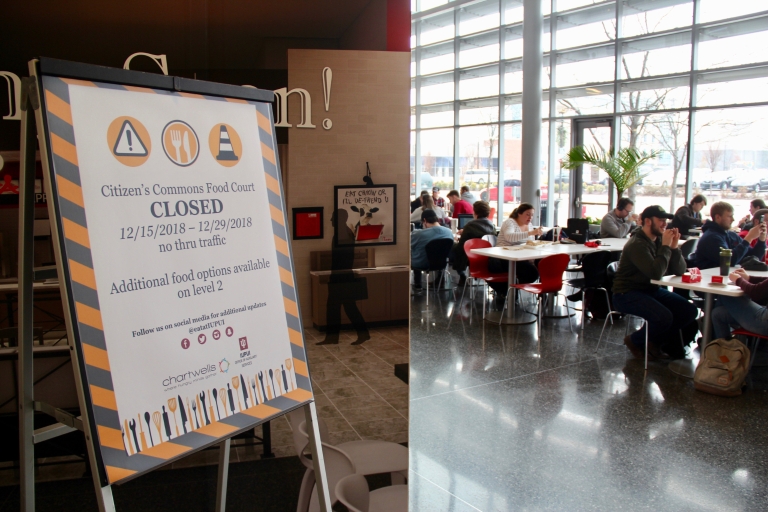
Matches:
[588,224,601,235]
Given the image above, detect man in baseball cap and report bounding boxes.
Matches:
[431,186,446,209]
[611,204,698,361]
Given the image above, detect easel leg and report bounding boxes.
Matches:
[304,402,332,512]
[215,438,231,512]
[18,76,38,512]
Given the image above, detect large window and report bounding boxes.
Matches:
[411,0,768,225]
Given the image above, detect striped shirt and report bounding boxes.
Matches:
[497,218,534,247]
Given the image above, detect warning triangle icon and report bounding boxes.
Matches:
[113,120,148,157]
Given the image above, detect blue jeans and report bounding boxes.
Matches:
[712,295,768,339]
[612,288,699,348]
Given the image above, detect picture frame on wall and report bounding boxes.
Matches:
[333,184,397,246]
[292,207,324,240]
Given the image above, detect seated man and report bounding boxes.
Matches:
[600,197,638,238]
[670,194,706,238]
[411,209,454,289]
[693,201,766,270]
[712,267,768,339]
[450,201,496,286]
[460,185,477,205]
[447,189,473,218]
[612,205,698,360]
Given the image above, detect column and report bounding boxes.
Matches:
[521,0,543,219]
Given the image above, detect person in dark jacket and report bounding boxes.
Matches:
[450,201,495,286]
[712,267,768,338]
[670,194,706,238]
[612,205,698,360]
[693,201,766,269]
[411,190,428,213]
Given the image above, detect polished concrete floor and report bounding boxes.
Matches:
[409,282,768,511]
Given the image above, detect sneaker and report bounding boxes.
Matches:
[624,335,657,361]
[566,291,582,302]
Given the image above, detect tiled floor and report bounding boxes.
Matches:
[409,283,768,511]
[0,325,409,488]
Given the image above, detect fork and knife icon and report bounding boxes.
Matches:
[163,121,197,166]
[170,129,191,164]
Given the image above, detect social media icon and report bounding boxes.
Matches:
[198,333,207,344]
[181,338,190,350]
[226,326,234,337]
[213,329,221,340]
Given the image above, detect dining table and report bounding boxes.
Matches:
[470,238,628,324]
[652,266,768,378]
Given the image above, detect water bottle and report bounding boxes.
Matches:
[719,247,732,276]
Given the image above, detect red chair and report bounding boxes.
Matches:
[731,328,768,372]
[509,253,575,336]
[459,239,508,317]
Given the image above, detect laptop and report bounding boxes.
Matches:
[356,224,384,241]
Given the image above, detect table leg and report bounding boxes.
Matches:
[484,260,535,325]
[668,292,710,379]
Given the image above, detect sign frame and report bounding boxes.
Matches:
[18,57,331,512]
[333,184,397,247]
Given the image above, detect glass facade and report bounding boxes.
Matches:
[411,0,768,226]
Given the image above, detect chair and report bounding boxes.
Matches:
[459,239,509,318]
[336,474,408,512]
[731,328,768,373]
[680,238,699,268]
[288,410,408,512]
[596,313,650,370]
[296,421,357,512]
[507,253,575,335]
[421,238,455,303]
[680,238,698,258]
[481,233,497,246]
[564,251,613,330]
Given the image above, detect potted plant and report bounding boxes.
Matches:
[585,216,602,235]
[561,146,657,200]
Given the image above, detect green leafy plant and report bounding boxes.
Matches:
[585,216,601,225]
[561,146,658,199]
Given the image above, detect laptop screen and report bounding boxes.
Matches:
[457,214,473,229]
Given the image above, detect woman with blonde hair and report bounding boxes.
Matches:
[410,194,447,223]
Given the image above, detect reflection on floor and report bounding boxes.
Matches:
[409,283,768,511]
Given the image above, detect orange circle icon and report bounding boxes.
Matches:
[162,121,199,167]
[107,117,151,167]
[208,124,242,167]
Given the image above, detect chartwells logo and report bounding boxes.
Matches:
[162,363,217,386]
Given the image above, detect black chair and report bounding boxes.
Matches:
[565,251,613,330]
[416,238,455,305]
[681,238,698,267]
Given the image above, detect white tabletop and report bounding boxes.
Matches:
[651,266,768,296]
[471,237,628,261]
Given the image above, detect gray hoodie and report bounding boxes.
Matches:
[461,191,477,204]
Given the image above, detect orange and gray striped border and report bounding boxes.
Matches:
[41,76,314,485]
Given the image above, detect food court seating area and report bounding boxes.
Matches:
[408,247,768,511]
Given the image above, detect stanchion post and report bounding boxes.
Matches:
[304,402,332,512]
[215,438,231,512]
[18,75,38,512]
